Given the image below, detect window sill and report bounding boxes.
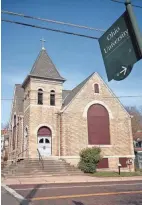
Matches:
[88,145,112,148]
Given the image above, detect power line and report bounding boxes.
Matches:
[2,19,99,40]
[1,10,105,32]
[110,0,142,8]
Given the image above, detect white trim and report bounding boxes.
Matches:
[104,155,135,158]
[30,104,61,109]
[60,156,80,159]
[83,100,113,119]
[50,89,56,92]
[24,104,61,111]
[88,145,113,148]
[37,87,45,91]
[60,155,135,158]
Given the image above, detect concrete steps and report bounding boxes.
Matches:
[2,158,83,177]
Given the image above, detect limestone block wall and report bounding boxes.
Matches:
[60,73,134,170]
[26,78,63,158]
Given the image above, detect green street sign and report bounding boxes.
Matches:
[99,11,141,81]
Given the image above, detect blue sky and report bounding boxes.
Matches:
[1,0,142,125]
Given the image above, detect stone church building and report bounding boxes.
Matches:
[8,46,135,171]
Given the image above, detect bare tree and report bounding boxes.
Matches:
[2,122,9,130]
[125,106,142,134]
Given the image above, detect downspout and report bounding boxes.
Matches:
[21,116,24,158]
[58,112,63,159]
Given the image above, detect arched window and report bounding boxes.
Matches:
[94,84,99,93]
[87,104,110,145]
[39,138,44,143]
[25,128,28,138]
[50,90,55,106]
[14,115,16,126]
[45,138,50,143]
[38,89,43,105]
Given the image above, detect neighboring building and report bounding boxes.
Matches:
[1,129,9,160]
[8,45,135,171]
[133,130,142,169]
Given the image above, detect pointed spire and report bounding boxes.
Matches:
[29,49,65,82]
[40,38,46,50]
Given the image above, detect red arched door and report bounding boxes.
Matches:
[87,104,110,145]
[37,126,52,157]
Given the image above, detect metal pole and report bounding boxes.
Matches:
[119,166,120,175]
[125,0,142,57]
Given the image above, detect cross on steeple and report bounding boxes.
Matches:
[40,38,46,50]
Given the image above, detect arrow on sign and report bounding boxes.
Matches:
[120,66,127,75]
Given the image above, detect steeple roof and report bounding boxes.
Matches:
[30,49,65,81]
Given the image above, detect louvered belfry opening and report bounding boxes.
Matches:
[38,89,43,105]
[87,104,110,145]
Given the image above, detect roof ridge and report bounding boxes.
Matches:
[62,72,95,110]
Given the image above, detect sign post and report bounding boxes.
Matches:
[99,0,142,82]
[125,0,142,56]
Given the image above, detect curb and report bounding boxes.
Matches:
[3,176,142,185]
[1,183,32,205]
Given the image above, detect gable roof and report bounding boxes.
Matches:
[62,72,94,109]
[30,49,65,81]
[62,90,71,101]
[61,72,130,118]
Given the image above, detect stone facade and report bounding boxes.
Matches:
[8,48,135,171]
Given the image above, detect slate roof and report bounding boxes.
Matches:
[30,49,65,81]
[62,72,95,109]
[15,84,24,113]
[62,90,71,101]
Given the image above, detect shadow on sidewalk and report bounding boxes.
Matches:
[73,200,85,205]
[20,184,42,205]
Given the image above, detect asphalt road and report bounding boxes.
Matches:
[1,187,20,205]
[8,180,142,205]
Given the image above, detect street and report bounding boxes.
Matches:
[8,180,142,205]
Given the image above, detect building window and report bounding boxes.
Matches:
[24,127,28,151]
[45,138,50,143]
[50,90,55,106]
[119,158,127,167]
[94,84,99,93]
[25,128,28,138]
[97,158,109,168]
[87,104,110,145]
[39,138,44,143]
[14,115,16,126]
[38,89,43,105]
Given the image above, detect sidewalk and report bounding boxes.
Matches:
[1,186,27,205]
[2,175,142,185]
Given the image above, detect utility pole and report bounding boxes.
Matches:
[125,0,142,57]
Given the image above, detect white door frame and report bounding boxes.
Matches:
[37,136,52,157]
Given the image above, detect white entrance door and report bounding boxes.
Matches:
[38,136,51,157]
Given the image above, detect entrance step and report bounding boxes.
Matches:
[2,158,83,177]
